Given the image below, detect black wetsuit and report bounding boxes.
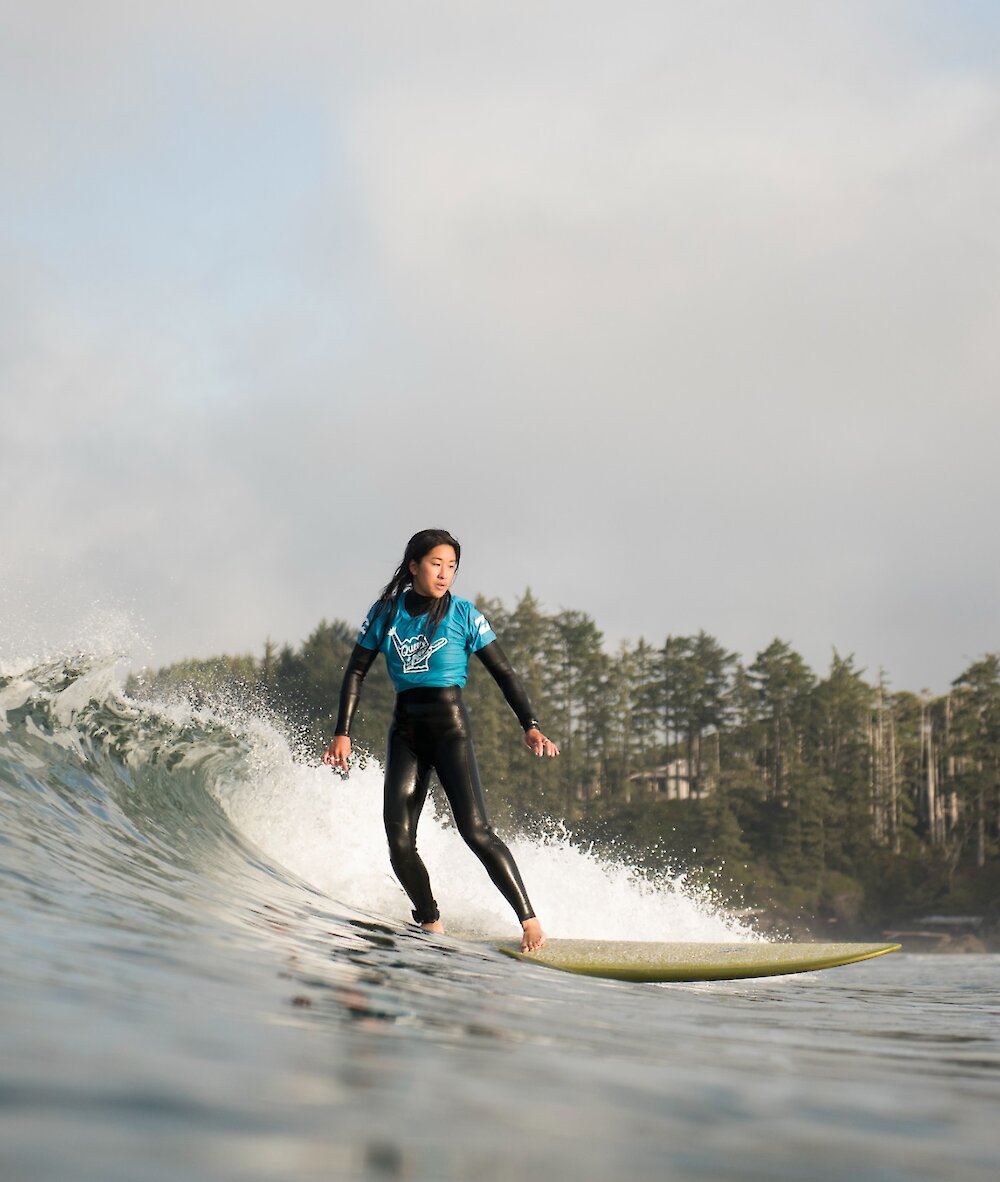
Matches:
[334,590,540,925]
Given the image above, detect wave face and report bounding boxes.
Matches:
[0,652,749,945]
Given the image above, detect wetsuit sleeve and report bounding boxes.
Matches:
[334,644,380,737]
[474,640,540,732]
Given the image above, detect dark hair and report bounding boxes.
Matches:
[372,528,461,637]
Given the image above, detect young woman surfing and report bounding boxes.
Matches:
[322,528,558,953]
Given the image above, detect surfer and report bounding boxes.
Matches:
[323,528,558,953]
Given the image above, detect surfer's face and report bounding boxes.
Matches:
[409,544,458,598]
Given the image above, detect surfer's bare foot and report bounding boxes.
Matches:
[421,920,444,934]
[520,918,546,953]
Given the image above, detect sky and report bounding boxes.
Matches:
[2,1,998,694]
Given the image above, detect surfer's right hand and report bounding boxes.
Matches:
[323,735,352,772]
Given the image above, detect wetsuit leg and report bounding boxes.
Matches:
[382,722,439,924]
[432,699,536,924]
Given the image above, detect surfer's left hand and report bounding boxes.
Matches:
[524,728,559,757]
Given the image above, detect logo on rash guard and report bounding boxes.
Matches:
[389,627,448,674]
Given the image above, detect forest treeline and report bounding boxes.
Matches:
[136,591,1000,935]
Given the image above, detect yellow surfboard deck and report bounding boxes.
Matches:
[493,939,902,982]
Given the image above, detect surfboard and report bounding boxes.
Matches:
[491,939,902,983]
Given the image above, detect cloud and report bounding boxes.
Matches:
[2,3,998,690]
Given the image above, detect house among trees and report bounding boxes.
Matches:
[628,759,707,801]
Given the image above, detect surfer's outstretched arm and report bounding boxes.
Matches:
[323,644,379,770]
[474,641,560,757]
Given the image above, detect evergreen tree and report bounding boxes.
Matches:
[747,639,815,801]
[949,655,1000,870]
[545,610,607,817]
[811,652,876,870]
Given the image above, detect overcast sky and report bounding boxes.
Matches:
[2,2,998,693]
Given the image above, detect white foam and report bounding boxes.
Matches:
[216,720,756,944]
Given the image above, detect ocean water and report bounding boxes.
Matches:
[1,650,998,1182]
